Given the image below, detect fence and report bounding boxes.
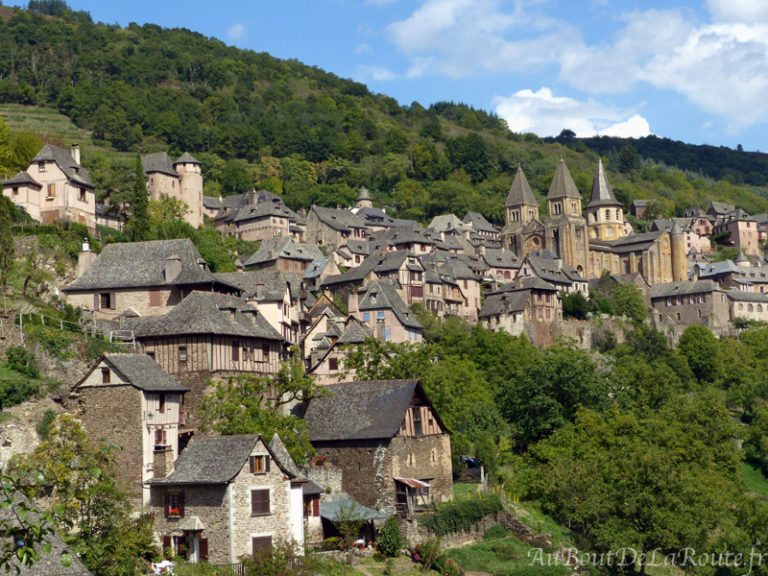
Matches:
[14,311,135,350]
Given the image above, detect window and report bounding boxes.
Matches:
[158,393,166,414]
[412,407,423,436]
[249,455,270,474]
[154,429,167,450]
[363,312,370,322]
[232,341,240,362]
[385,328,391,341]
[252,536,272,556]
[329,357,339,371]
[98,292,115,310]
[38,161,45,172]
[11,187,18,196]
[79,188,86,202]
[377,311,385,320]
[262,344,270,362]
[46,184,55,199]
[251,489,270,515]
[165,491,184,518]
[101,368,110,384]
[179,346,188,364]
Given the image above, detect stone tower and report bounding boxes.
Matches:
[355,186,373,210]
[585,159,626,241]
[174,152,203,229]
[544,158,589,275]
[502,165,544,257]
[671,220,687,281]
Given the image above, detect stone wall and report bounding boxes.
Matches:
[304,462,343,498]
[390,434,453,506]
[73,385,145,506]
[150,484,231,564]
[312,440,395,512]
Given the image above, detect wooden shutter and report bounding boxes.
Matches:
[313,495,320,517]
[199,538,208,561]
[164,493,170,518]
[109,292,116,309]
[178,492,185,518]
[162,536,171,552]
[93,293,100,310]
[232,342,239,362]
[252,536,272,556]
[251,489,269,515]
[249,455,256,474]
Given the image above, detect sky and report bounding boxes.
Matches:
[11,0,768,152]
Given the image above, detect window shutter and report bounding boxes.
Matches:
[93,293,100,310]
[265,455,270,473]
[252,536,272,556]
[109,292,116,310]
[249,455,255,474]
[164,493,170,518]
[163,536,171,551]
[199,538,208,561]
[178,492,185,518]
[313,495,320,517]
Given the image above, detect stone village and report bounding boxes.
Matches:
[4,142,768,563]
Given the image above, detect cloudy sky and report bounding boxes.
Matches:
[16,0,768,151]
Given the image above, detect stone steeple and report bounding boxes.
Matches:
[504,165,539,229]
[585,159,625,240]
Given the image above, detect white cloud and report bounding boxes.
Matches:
[354,43,373,55]
[493,87,651,138]
[707,0,768,23]
[356,65,398,82]
[226,24,246,40]
[386,0,575,78]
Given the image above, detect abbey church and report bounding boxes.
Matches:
[501,158,687,285]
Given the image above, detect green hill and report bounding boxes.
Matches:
[1,2,768,224]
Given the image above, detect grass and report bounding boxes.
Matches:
[742,461,768,497]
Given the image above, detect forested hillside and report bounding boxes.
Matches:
[2,3,768,225]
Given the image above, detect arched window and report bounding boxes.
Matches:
[605,209,611,220]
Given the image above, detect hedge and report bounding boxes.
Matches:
[419,492,502,536]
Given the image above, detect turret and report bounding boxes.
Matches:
[585,159,625,240]
[670,220,687,281]
[505,165,538,227]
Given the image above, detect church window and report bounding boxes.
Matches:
[605,209,611,220]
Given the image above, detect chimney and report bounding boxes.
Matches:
[153,444,175,480]
[347,290,359,315]
[77,239,97,277]
[163,255,182,283]
[71,144,81,165]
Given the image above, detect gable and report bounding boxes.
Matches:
[77,360,129,388]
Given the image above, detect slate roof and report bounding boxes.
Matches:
[150,434,294,485]
[304,258,330,280]
[321,495,389,521]
[586,159,621,209]
[305,380,421,441]
[727,289,768,303]
[523,250,584,284]
[142,152,177,177]
[269,433,301,478]
[243,238,324,268]
[203,196,222,210]
[64,239,235,292]
[482,248,521,270]
[505,165,538,207]
[438,258,479,281]
[463,212,498,233]
[428,214,469,234]
[358,280,422,329]
[356,186,372,201]
[310,206,367,232]
[337,317,373,344]
[232,202,293,223]
[372,226,437,249]
[214,270,300,301]
[479,290,530,318]
[2,171,41,188]
[547,158,581,200]
[590,231,665,255]
[32,144,94,188]
[697,260,741,278]
[649,280,721,299]
[78,353,188,392]
[124,291,284,341]
[175,152,200,165]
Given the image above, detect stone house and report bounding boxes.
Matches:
[304,380,453,517]
[143,152,204,228]
[371,226,437,255]
[305,206,369,249]
[214,270,303,344]
[517,249,589,296]
[242,237,324,276]
[728,290,768,323]
[63,239,239,321]
[334,240,371,268]
[2,144,96,231]
[482,248,522,284]
[349,280,423,344]
[306,317,373,386]
[213,190,297,242]
[124,291,287,429]
[712,209,761,256]
[438,258,482,321]
[148,434,304,564]
[649,280,730,329]
[463,212,500,245]
[69,353,189,507]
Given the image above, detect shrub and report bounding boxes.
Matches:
[435,556,464,576]
[490,539,519,561]
[483,523,507,540]
[36,409,57,440]
[377,516,404,557]
[419,492,503,536]
[0,375,39,408]
[6,347,39,378]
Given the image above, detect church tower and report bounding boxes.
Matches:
[544,158,589,275]
[586,159,625,241]
[502,166,544,257]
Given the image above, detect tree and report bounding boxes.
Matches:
[618,143,640,173]
[561,291,589,319]
[199,355,326,461]
[8,415,155,576]
[678,325,723,383]
[149,194,191,226]
[0,196,14,295]
[610,283,647,322]
[125,154,150,242]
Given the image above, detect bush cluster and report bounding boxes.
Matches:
[419,493,502,536]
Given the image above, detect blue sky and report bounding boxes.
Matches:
[12,0,768,152]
